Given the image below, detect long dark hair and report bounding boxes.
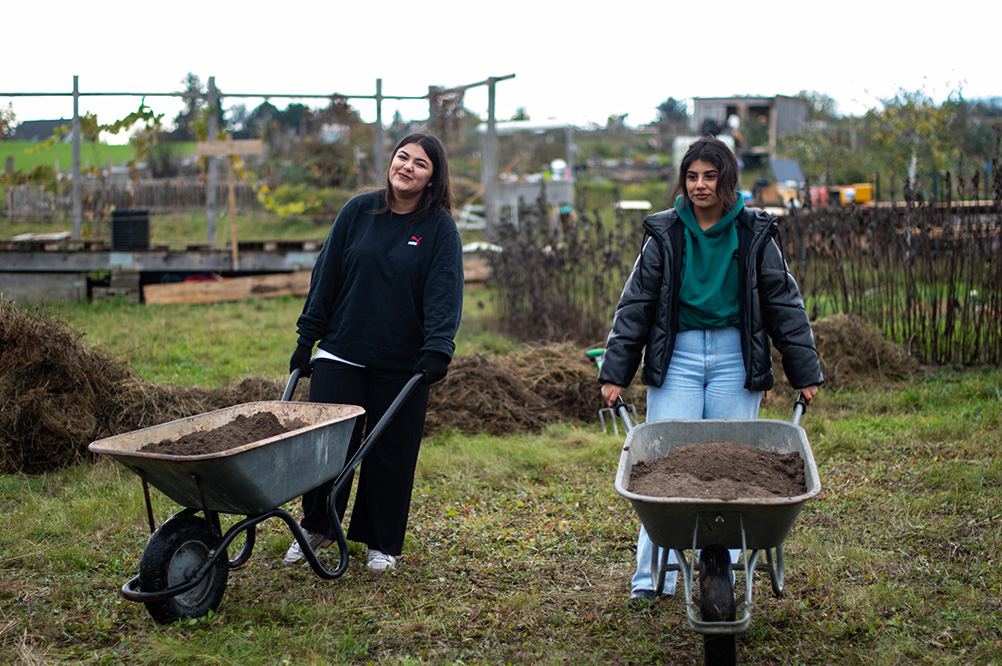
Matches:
[670,135,740,211]
[379,132,452,223]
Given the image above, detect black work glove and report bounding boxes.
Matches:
[289,343,313,378]
[413,351,450,385]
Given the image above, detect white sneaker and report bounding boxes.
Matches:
[283,530,331,565]
[366,549,397,572]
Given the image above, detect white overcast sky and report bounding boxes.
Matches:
[3,0,997,139]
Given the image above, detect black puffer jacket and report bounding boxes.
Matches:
[598,206,823,392]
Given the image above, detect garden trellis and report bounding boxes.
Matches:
[488,186,1001,366]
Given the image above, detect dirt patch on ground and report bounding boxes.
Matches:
[138,412,307,456]
[630,441,806,500]
[0,300,916,474]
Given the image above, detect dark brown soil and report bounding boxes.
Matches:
[138,413,306,456]
[629,440,806,500]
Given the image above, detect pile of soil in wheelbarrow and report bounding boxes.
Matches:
[629,441,806,501]
[138,412,308,456]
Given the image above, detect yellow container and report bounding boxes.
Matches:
[852,183,873,204]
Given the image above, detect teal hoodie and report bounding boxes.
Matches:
[675,195,744,331]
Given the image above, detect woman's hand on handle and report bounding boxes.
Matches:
[800,385,818,405]
[601,383,623,409]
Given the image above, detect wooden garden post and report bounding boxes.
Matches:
[195,139,263,271]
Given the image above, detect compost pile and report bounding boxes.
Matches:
[423,342,609,436]
[629,441,806,501]
[0,300,287,474]
[764,312,919,405]
[811,313,920,386]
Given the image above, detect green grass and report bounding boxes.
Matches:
[0,140,145,172]
[49,287,508,388]
[2,300,1002,664]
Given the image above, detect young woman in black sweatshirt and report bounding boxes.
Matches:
[284,132,464,572]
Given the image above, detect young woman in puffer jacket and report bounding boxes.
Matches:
[598,135,822,606]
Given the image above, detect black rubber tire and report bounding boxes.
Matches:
[139,512,228,624]
[699,545,737,666]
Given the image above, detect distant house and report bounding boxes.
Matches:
[11,119,70,142]
[691,96,808,149]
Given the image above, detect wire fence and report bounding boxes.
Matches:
[5,178,260,221]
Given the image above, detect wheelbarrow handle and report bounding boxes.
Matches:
[281,367,302,401]
[330,372,424,495]
[614,396,635,433]
[615,391,809,429]
[792,392,809,425]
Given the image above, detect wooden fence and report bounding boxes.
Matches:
[780,202,1001,365]
[5,178,259,221]
[487,197,1001,366]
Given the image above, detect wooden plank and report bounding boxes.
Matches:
[0,272,87,303]
[143,271,312,305]
[196,139,264,156]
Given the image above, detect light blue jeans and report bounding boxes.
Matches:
[632,327,762,594]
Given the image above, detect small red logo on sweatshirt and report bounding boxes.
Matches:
[408,236,422,246]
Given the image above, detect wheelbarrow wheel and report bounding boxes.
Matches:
[699,545,737,666]
[139,512,228,624]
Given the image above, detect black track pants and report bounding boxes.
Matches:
[299,359,430,556]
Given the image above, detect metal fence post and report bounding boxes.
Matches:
[373,78,384,186]
[206,76,218,247]
[484,77,499,236]
[72,75,82,241]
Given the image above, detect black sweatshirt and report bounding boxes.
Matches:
[296,191,464,372]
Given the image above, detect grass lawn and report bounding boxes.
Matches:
[1,286,1001,664]
[0,140,146,173]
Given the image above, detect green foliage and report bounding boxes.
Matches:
[776,126,877,186]
[255,182,355,219]
[171,72,221,142]
[656,97,688,125]
[863,90,958,184]
[25,102,164,156]
[797,90,839,121]
[774,90,1002,193]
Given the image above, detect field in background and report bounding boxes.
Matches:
[0,141,162,172]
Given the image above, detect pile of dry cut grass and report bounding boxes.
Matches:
[424,342,606,436]
[0,299,283,474]
[811,313,920,386]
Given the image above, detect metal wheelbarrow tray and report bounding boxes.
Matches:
[89,400,364,515]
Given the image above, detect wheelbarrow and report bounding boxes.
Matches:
[612,395,821,665]
[88,368,422,624]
